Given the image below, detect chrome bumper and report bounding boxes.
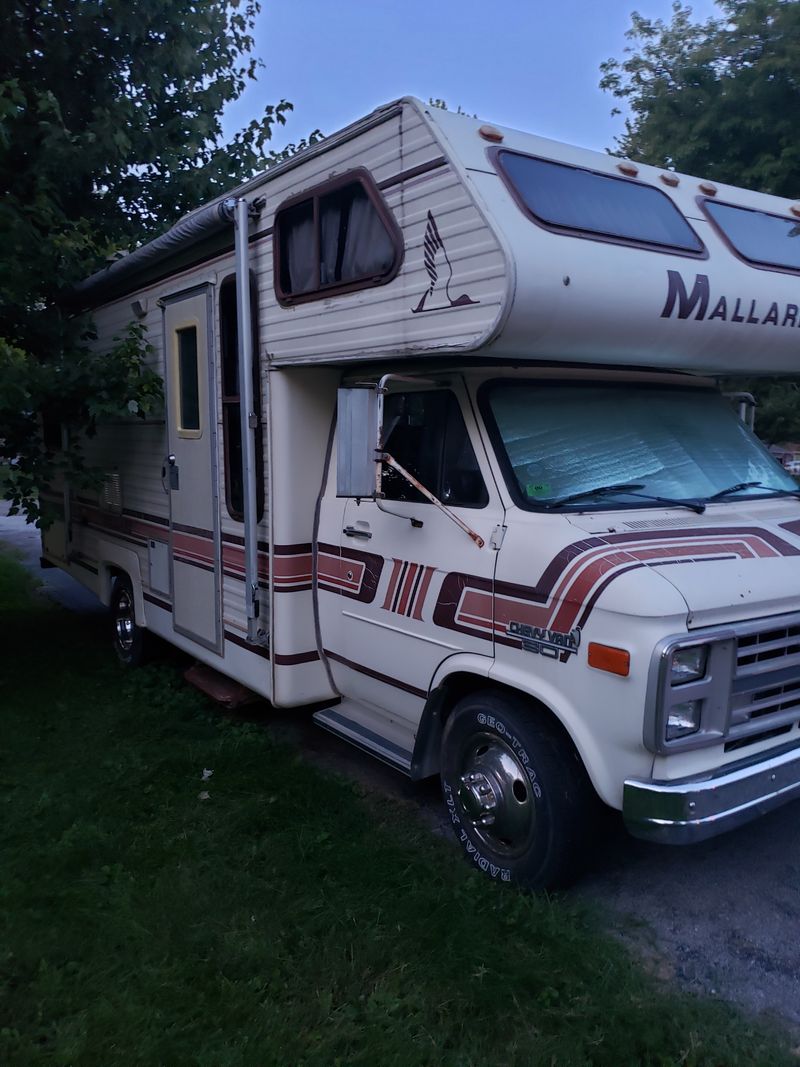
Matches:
[623,741,800,844]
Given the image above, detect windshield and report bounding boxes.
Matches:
[483,381,797,510]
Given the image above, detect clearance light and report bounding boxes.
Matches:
[588,643,630,677]
[617,162,639,177]
[660,173,679,187]
[478,124,504,143]
[791,205,800,219]
[699,182,717,196]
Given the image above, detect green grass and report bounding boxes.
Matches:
[0,549,793,1066]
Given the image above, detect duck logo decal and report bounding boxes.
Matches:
[411,211,479,314]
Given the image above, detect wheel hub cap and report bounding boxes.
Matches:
[457,735,535,858]
[115,592,134,651]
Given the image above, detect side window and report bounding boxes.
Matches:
[176,325,201,436]
[382,391,488,508]
[219,275,264,522]
[275,170,402,304]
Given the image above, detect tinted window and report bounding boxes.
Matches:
[495,150,704,253]
[177,327,200,431]
[704,200,800,272]
[382,391,487,508]
[275,174,400,302]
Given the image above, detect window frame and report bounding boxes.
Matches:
[699,196,800,278]
[174,322,202,439]
[273,167,404,307]
[489,147,708,260]
[381,388,489,511]
[218,272,264,523]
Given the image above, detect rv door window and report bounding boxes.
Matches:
[494,150,704,255]
[382,391,488,508]
[703,200,800,273]
[274,170,402,304]
[482,380,797,511]
[177,326,200,433]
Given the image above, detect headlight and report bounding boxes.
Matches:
[666,699,702,740]
[670,645,708,685]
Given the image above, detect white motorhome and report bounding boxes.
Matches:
[44,98,800,888]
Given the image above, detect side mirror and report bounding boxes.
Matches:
[336,386,380,498]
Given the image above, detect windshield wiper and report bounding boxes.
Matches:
[541,482,708,514]
[540,482,644,508]
[626,491,706,514]
[705,481,800,503]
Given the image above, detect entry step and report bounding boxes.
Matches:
[184,662,261,710]
[313,699,414,774]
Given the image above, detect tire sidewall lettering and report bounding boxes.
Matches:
[474,712,542,799]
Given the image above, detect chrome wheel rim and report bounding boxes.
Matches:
[456,732,536,859]
[115,589,135,653]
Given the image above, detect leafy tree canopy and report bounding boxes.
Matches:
[600,0,800,197]
[601,0,800,444]
[0,0,297,523]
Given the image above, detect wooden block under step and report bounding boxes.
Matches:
[183,662,261,710]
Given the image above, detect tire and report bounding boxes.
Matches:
[110,576,149,668]
[440,690,595,891]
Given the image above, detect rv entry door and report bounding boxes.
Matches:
[161,286,223,654]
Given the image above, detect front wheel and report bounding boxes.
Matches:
[111,577,149,668]
[440,690,594,890]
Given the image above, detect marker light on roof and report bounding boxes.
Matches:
[478,124,504,143]
[699,182,717,196]
[660,173,679,187]
[791,205,800,218]
[617,162,638,177]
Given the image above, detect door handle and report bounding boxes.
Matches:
[161,454,179,491]
[343,525,372,540]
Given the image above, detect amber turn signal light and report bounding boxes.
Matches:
[588,642,631,677]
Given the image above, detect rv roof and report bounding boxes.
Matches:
[70,98,800,375]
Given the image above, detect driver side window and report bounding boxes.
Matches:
[382,391,488,508]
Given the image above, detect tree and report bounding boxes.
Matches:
[600,0,800,197]
[0,1,295,524]
[601,0,800,443]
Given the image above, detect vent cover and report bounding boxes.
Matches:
[101,471,122,514]
[623,517,702,531]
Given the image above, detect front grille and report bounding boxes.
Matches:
[728,614,800,750]
[737,623,800,670]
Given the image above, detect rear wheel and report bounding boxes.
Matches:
[111,577,149,668]
[440,690,594,890]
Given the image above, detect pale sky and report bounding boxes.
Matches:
[223,0,721,156]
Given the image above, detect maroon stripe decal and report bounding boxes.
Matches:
[377,155,448,191]
[173,521,214,539]
[224,630,271,659]
[144,591,172,612]
[411,566,436,621]
[324,650,427,699]
[317,542,384,604]
[435,526,800,644]
[273,650,320,665]
[382,558,404,611]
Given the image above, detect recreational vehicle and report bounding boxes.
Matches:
[44,98,800,888]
